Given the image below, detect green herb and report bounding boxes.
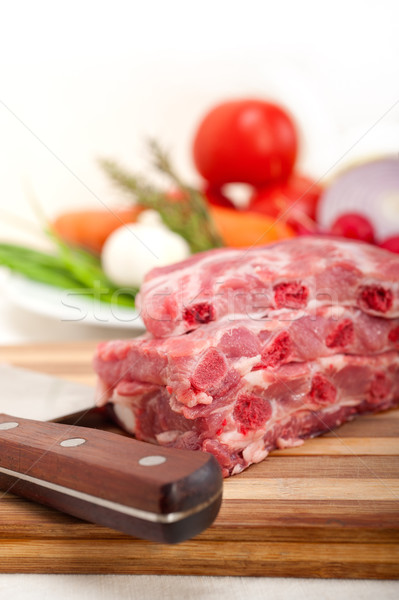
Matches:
[0,241,137,308]
[100,140,224,253]
[0,244,82,288]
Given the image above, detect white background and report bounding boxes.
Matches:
[0,0,399,248]
[0,2,399,595]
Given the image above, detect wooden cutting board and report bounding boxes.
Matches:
[0,341,398,578]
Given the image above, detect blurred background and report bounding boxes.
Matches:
[0,0,398,341]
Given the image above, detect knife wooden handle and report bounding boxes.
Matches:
[0,413,222,543]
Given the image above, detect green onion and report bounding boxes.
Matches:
[0,241,137,308]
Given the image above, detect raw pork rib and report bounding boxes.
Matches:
[94,308,399,411]
[137,237,399,337]
[95,351,399,477]
[94,237,399,477]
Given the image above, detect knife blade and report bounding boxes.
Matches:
[0,364,223,544]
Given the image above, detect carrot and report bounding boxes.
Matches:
[209,205,296,247]
[53,203,294,255]
[52,207,144,254]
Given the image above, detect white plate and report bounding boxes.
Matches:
[5,273,144,330]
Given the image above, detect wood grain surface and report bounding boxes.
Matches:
[0,341,398,578]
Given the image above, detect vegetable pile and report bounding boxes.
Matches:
[1,97,398,311]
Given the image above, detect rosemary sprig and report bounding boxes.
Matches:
[100,140,224,253]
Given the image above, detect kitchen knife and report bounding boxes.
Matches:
[0,364,223,544]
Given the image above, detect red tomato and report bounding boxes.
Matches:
[249,174,322,233]
[192,99,298,186]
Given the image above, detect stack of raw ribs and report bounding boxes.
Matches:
[94,237,399,476]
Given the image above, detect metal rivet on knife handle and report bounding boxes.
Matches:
[138,455,167,467]
[0,422,19,430]
[60,438,87,447]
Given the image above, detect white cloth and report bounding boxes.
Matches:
[0,576,398,600]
